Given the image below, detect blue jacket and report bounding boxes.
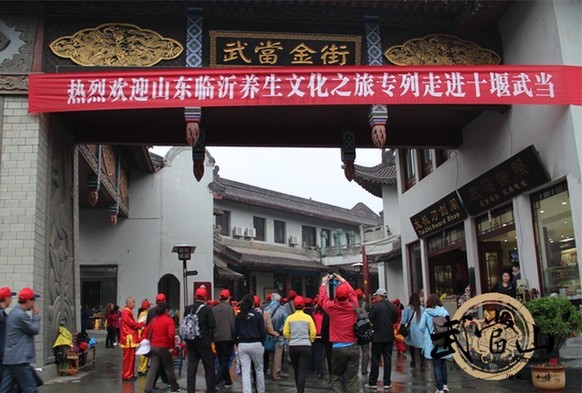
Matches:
[402,305,424,349]
[2,305,40,365]
[418,306,452,360]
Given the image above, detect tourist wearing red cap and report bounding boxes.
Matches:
[282,296,316,393]
[0,287,16,383]
[119,297,144,381]
[212,289,235,389]
[318,273,359,392]
[283,290,298,315]
[311,299,332,381]
[184,286,216,393]
[137,299,152,376]
[234,294,266,393]
[142,303,183,393]
[104,303,117,348]
[0,287,40,393]
[144,293,171,388]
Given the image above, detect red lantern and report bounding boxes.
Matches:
[108,213,118,226]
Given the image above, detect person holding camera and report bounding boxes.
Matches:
[318,273,358,393]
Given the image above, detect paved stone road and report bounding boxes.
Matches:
[39,343,580,393]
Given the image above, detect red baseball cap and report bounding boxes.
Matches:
[0,287,16,300]
[288,290,297,299]
[294,296,305,308]
[335,284,349,300]
[195,287,207,299]
[141,299,152,309]
[355,289,363,299]
[155,293,166,303]
[219,289,230,299]
[253,295,261,307]
[305,297,313,306]
[18,287,40,302]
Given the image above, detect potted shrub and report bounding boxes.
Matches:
[525,296,582,393]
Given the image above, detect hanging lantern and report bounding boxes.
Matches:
[88,190,99,206]
[185,107,202,146]
[341,130,356,182]
[88,146,102,206]
[87,175,100,207]
[185,121,200,146]
[192,128,206,182]
[108,204,118,226]
[371,124,387,149]
[368,105,388,149]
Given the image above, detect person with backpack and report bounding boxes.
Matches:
[318,273,359,393]
[143,303,183,393]
[263,293,288,381]
[419,294,452,393]
[183,287,216,393]
[234,294,266,393]
[364,288,398,391]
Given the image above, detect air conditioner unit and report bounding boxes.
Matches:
[289,235,299,245]
[233,226,244,237]
[246,227,256,238]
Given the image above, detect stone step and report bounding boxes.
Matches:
[565,335,582,348]
[560,345,582,359]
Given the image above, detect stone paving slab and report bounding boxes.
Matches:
[38,335,581,393]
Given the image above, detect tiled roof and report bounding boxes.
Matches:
[209,170,382,227]
[353,150,398,198]
[227,246,328,272]
[214,264,244,281]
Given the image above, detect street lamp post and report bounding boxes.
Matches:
[351,262,363,289]
[171,245,197,310]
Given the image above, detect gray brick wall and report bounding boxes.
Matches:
[0,95,50,366]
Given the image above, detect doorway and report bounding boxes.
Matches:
[158,274,181,311]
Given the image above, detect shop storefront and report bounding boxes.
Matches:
[531,182,580,300]
[426,224,468,298]
[475,204,517,292]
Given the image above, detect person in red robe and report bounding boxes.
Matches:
[119,297,144,380]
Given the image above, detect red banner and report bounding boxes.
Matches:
[28,65,581,113]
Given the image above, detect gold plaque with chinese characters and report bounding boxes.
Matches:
[385,34,501,66]
[210,31,361,67]
[49,23,183,67]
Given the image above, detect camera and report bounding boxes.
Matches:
[327,273,335,280]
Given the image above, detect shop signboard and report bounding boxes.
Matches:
[458,145,550,215]
[410,191,467,238]
[209,31,361,67]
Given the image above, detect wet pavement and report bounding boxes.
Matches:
[39,333,581,393]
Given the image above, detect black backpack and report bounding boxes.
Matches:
[351,302,373,345]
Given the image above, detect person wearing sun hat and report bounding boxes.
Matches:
[212,288,235,389]
[0,287,41,393]
[0,287,16,382]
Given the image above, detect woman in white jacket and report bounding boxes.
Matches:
[419,294,452,393]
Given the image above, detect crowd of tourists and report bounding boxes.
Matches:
[110,272,457,393]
